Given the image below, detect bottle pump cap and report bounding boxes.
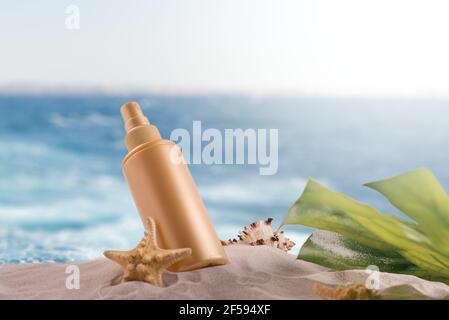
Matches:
[120,102,161,151]
[120,102,150,133]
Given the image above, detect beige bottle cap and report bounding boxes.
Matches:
[120,102,161,151]
[120,102,150,133]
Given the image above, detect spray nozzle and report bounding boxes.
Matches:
[120,101,161,151]
[120,102,150,133]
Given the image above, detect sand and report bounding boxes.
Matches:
[1,245,448,300]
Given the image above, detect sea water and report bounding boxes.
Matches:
[1,95,448,263]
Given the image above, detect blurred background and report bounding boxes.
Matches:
[1,0,449,263]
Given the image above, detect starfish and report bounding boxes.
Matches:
[314,283,381,300]
[104,217,191,287]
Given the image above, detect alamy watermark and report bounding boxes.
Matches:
[365,265,380,290]
[65,265,80,290]
[170,121,279,176]
[65,5,80,30]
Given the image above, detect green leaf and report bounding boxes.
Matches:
[365,168,449,254]
[283,171,449,281]
[282,179,395,251]
[299,230,412,273]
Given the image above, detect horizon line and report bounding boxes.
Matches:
[1,83,449,100]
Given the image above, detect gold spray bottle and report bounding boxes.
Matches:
[120,102,228,272]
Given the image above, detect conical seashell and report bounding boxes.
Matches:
[221,218,295,252]
[104,217,191,287]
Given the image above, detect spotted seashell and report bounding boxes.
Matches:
[221,218,295,252]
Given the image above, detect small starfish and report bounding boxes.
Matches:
[104,217,191,287]
[314,283,380,300]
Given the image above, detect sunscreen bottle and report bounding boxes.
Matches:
[120,102,228,271]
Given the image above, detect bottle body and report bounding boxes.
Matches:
[122,135,228,271]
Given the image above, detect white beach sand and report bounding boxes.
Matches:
[1,245,448,300]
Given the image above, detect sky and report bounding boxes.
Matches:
[1,0,449,96]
